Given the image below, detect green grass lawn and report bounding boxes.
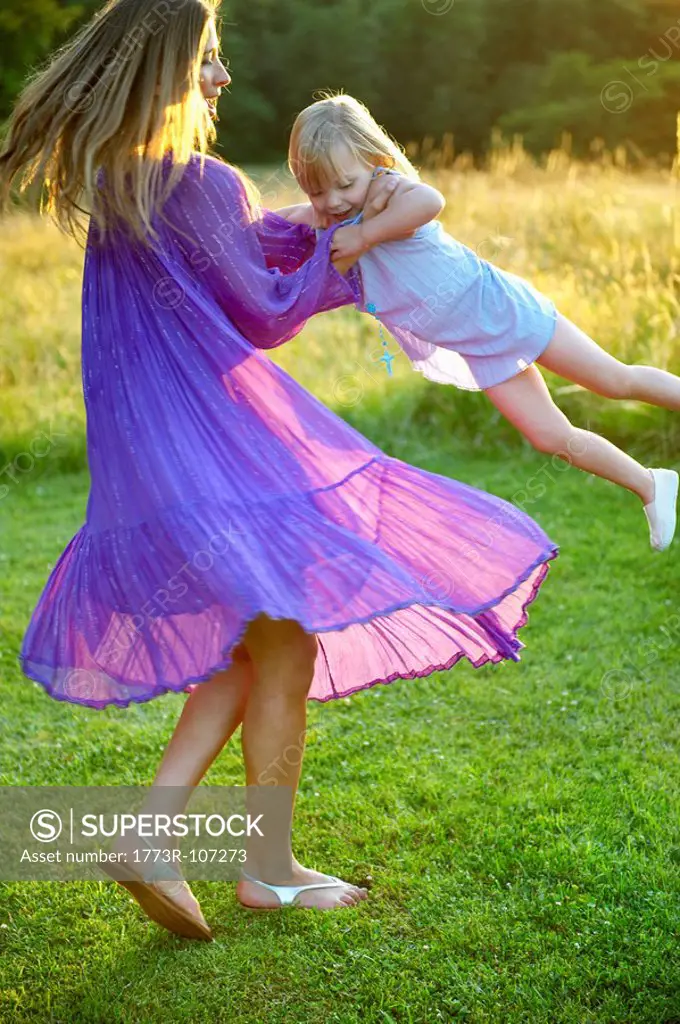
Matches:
[2,154,679,1021]
[1,423,680,1023]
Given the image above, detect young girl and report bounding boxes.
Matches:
[0,0,558,938]
[282,93,680,554]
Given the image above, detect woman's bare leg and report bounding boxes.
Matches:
[114,648,254,918]
[236,614,368,910]
[151,649,252,790]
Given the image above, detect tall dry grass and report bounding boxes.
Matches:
[0,133,678,474]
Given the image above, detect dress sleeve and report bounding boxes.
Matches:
[162,155,362,350]
[253,208,317,274]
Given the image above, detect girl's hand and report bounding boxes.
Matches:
[363,172,417,240]
[362,173,399,222]
[330,224,370,260]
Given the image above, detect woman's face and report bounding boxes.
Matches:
[304,144,375,226]
[199,20,231,119]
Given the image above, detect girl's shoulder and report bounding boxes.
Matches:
[372,166,418,187]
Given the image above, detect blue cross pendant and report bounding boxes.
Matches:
[366,302,395,377]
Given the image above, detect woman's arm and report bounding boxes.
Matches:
[332,253,359,277]
[274,203,316,226]
[164,157,362,350]
[253,208,316,273]
[272,202,360,276]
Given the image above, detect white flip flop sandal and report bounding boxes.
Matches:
[238,869,364,910]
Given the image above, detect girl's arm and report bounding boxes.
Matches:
[329,177,444,261]
[331,174,401,275]
[268,202,359,276]
[272,177,402,275]
[359,179,444,247]
[271,175,404,274]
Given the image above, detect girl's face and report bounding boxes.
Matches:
[305,144,376,226]
[199,20,231,119]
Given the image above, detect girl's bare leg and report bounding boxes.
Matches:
[484,362,655,505]
[538,314,680,411]
[236,614,368,910]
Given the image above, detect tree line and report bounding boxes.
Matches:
[1,0,679,164]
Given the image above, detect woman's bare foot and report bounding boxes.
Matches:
[236,857,369,910]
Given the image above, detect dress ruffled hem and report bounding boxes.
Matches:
[19,455,559,710]
[19,552,554,710]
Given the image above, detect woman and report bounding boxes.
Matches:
[0,0,558,939]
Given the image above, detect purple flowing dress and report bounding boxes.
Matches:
[18,152,559,710]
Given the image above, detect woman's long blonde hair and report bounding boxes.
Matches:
[288,91,421,194]
[0,0,258,249]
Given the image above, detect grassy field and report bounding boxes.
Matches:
[1,142,680,1022]
[1,139,679,473]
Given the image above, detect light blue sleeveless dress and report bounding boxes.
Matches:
[333,167,558,392]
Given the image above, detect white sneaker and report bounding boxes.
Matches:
[643,468,679,552]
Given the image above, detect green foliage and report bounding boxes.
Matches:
[0,0,88,124]
[499,51,680,157]
[1,0,679,160]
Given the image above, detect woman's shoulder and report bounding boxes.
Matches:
[168,151,245,193]
[163,152,255,223]
[184,151,240,187]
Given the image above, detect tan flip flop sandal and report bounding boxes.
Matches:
[100,835,213,941]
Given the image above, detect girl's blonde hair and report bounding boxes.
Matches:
[0,0,259,249]
[288,91,421,194]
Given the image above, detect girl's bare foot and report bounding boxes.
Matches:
[641,467,655,506]
[236,858,369,910]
